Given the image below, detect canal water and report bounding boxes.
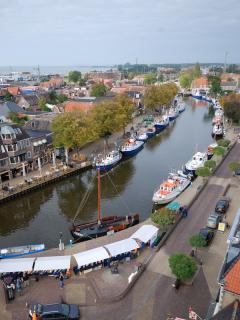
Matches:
[0,98,215,249]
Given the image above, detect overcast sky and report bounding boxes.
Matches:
[1,0,240,65]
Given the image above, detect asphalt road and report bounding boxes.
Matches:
[82,142,240,320]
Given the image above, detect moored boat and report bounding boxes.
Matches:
[191,89,202,100]
[136,131,148,142]
[146,126,156,138]
[154,115,169,131]
[120,138,144,157]
[212,123,224,139]
[207,143,218,159]
[70,169,140,242]
[0,244,45,259]
[184,151,208,175]
[152,172,191,204]
[94,150,122,172]
[177,102,186,113]
[168,108,179,121]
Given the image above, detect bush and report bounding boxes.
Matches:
[189,234,206,250]
[229,162,240,172]
[195,167,211,177]
[204,160,216,171]
[217,139,231,148]
[151,207,176,227]
[169,253,198,281]
[213,146,225,156]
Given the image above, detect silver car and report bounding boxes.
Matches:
[207,213,222,229]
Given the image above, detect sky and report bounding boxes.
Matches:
[0,0,240,66]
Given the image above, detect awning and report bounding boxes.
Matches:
[104,238,139,257]
[0,257,35,273]
[130,225,159,243]
[167,201,181,211]
[74,247,109,268]
[34,256,71,271]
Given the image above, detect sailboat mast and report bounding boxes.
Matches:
[97,168,101,224]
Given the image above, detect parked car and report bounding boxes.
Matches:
[215,198,230,214]
[199,228,214,245]
[207,213,222,229]
[29,303,80,320]
[234,168,240,176]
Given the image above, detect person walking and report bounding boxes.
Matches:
[59,272,64,289]
[16,277,22,296]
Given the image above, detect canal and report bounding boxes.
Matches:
[0,98,215,249]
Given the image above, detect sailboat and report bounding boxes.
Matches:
[70,169,140,242]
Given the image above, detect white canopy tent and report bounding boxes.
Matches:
[0,257,35,273]
[130,225,159,243]
[74,247,109,268]
[104,238,139,257]
[34,256,71,271]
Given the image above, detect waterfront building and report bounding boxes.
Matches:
[191,76,209,91]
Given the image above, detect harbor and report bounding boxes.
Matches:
[0,97,215,249]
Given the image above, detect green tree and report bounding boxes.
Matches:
[68,70,81,83]
[158,74,164,83]
[222,93,240,124]
[193,62,201,78]
[114,94,134,134]
[204,160,216,171]
[38,97,47,111]
[8,112,28,124]
[189,234,206,257]
[213,146,225,157]
[195,167,211,177]
[47,90,58,104]
[79,78,87,86]
[179,73,192,89]
[217,139,230,148]
[169,253,197,281]
[151,208,176,228]
[57,94,68,103]
[144,73,157,85]
[90,83,107,97]
[208,76,222,96]
[5,92,14,102]
[229,162,240,172]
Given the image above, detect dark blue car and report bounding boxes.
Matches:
[29,303,80,320]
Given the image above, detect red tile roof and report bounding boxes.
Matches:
[7,87,20,96]
[191,77,209,89]
[225,258,240,295]
[64,101,93,113]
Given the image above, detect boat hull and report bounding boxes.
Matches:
[169,115,177,121]
[192,94,202,100]
[0,244,45,259]
[95,158,121,172]
[120,142,144,157]
[152,181,190,204]
[146,131,156,138]
[154,123,169,131]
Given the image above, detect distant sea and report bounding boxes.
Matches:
[0,65,114,75]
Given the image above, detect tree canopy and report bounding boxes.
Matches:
[179,73,192,89]
[208,76,222,96]
[90,83,107,97]
[229,162,240,172]
[189,234,206,250]
[144,73,157,85]
[68,70,82,83]
[213,146,225,157]
[195,167,211,177]
[222,93,240,124]
[151,207,176,227]
[204,160,216,171]
[4,92,15,102]
[217,139,230,148]
[169,253,197,281]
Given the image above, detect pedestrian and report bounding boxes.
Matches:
[23,272,29,287]
[59,272,64,289]
[16,277,22,295]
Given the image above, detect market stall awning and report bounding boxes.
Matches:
[34,256,71,271]
[104,238,139,257]
[0,257,35,273]
[130,225,159,243]
[74,247,109,268]
[166,201,180,211]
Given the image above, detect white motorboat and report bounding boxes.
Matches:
[191,89,202,100]
[120,137,144,157]
[184,151,208,175]
[94,150,122,171]
[212,123,224,139]
[177,102,186,113]
[168,108,179,121]
[152,172,191,204]
[136,130,148,142]
[154,115,169,131]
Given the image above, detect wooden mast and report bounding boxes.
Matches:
[97,168,101,224]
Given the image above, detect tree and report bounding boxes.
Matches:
[38,97,47,110]
[189,234,206,257]
[229,162,240,172]
[114,94,134,133]
[204,160,216,171]
[90,83,107,97]
[151,207,176,228]
[8,112,28,124]
[169,253,197,281]
[222,94,240,124]
[195,167,211,177]
[179,73,192,89]
[57,94,68,103]
[79,78,87,86]
[68,70,81,83]
[144,73,157,85]
[213,146,225,157]
[193,62,201,78]
[5,92,14,102]
[217,139,230,148]
[47,90,58,104]
[208,76,222,96]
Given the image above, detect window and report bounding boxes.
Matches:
[26,139,30,146]
[0,159,6,167]
[27,151,31,159]
[1,145,5,153]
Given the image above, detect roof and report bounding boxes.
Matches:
[0,101,45,116]
[224,256,240,295]
[64,101,93,113]
[191,77,209,89]
[104,238,139,257]
[0,257,35,273]
[74,247,109,268]
[0,123,30,140]
[130,225,158,243]
[7,87,20,96]
[33,256,71,271]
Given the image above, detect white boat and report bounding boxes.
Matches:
[120,138,144,157]
[207,143,218,159]
[215,109,224,117]
[0,244,45,259]
[152,172,191,204]
[177,102,186,113]
[154,115,169,131]
[212,124,224,139]
[94,150,122,171]
[191,89,202,100]
[212,115,223,125]
[168,108,179,121]
[184,151,208,175]
[136,131,148,142]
